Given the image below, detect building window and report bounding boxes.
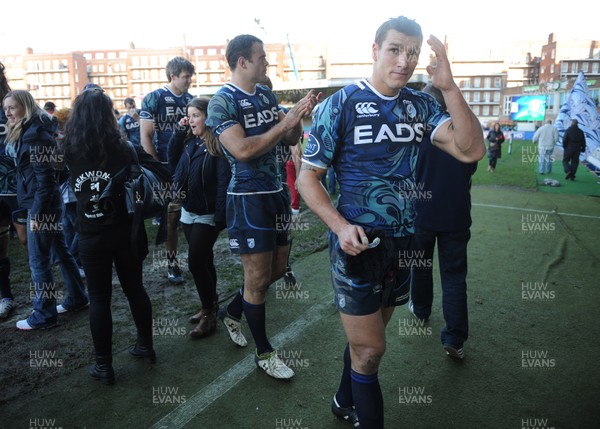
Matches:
[592,62,599,74]
[473,92,480,102]
[551,49,555,60]
[474,77,481,88]
[484,77,491,88]
[482,105,490,116]
[550,64,554,74]
[493,106,499,116]
[494,77,502,88]
[582,62,589,72]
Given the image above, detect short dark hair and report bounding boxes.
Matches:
[123,97,135,106]
[375,16,422,47]
[165,57,195,82]
[226,34,263,71]
[43,101,56,111]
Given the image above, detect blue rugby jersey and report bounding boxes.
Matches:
[206,83,284,195]
[303,79,450,237]
[140,86,193,158]
[118,111,141,146]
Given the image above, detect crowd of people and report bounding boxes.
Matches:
[2,14,587,429]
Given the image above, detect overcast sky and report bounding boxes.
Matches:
[1,0,598,60]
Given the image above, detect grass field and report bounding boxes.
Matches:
[1,139,599,429]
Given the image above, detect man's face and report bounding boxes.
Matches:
[245,42,269,84]
[170,71,193,94]
[125,101,136,110]
[372,29,421,94]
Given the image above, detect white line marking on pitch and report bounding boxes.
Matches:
[150,295,333,429]
[473,203,600,219]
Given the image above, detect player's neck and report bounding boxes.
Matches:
[230,75,256,94]
[167,83,183,96]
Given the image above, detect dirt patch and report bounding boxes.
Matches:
[0,209,328,406]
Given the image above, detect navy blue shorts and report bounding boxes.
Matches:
[329,232,411,316]
[226,191,291,254]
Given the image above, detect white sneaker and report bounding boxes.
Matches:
[255,350,295,379]
[0,298,14,319]
[218,308,247,347]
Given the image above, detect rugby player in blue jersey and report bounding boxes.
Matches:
[297,16,485,428]
[206,34,321,379]
[140,57,195,284]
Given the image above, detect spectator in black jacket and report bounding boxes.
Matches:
[3,90,88,330]
[168,96,230,338]
[62,88,170,384]
[562,119,587,180]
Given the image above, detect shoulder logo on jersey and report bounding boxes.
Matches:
[247,238,255,249]
[355,102,379,116]
[239,99,252,108]
[303,136,320,158]
[165,96,175,103]
[403,100,417,120]
[259,93,270,105]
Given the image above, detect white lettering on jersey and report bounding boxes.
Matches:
[354,123,425,144]
[244,107,279,129]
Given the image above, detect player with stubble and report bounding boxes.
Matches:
[298,16,485,428]
[206,34,321,379]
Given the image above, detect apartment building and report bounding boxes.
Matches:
[1,36,598,125]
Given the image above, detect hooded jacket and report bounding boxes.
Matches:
[12,114,61,215]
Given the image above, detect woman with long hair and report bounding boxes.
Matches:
[0,62,17,320]
[2,89,88,329]
[168,96,230,338]
[62,88,169,384]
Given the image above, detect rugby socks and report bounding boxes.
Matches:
[351,369,384,429]
[242,298,272,355]
[226,288,244,320]
[335,343,353,407]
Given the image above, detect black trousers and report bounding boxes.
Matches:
[562,148,581,178]
[79,221,152,357]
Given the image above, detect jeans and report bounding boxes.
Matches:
[538,148,554,174]
[79,221,152,356]
[409,226,470,348]
[27,210,88,328]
